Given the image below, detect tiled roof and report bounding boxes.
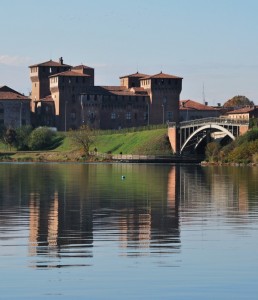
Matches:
[120,72,149,79]
[80,86,149,97]
[49,70,90,77]
[72,65,94,70]
[180,100,217,111]
[226,106,256,114]
[142,71,183,80]
[102,86,127,91]
[129,87,148,95]
[0,85,30,101]
[40,95,54,102]
[29,59,71,68]
[34,96,54,103]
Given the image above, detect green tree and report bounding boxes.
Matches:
[69,125,96,157]
[2,128,17,150]
[205,142,220,162]
[28,127,56,150]
[16,125,33,150]
[223,95,254,108]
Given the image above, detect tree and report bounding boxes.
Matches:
[205,142,220,162]
[69,125,96,157]
[223,95,254,108]
[28,127,55,150]
[16,125,33,150]
[2,128,17,150]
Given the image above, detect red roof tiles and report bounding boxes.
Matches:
[119,72,149,79]
[0,86,30,101]
[29,59,71,68]
[180,100,217,111]
[226,106,256,114]
[72,65,94,70]
[49,70,90,77]
[142,71,183,80]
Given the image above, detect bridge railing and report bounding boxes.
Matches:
[168,117,249,128]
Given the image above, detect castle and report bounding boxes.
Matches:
[29,57,183,130]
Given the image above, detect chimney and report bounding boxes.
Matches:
[59,57,63,65]
[217,103,221,107]
[205,101,208,106]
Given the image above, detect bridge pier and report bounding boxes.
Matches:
[168,125,179,154]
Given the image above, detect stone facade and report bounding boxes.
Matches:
[29,58,183,131]
[0,86,31,128]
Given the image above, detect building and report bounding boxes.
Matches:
[179,99,221,121]
[29,58,183,131]
[0,85,31,128]
[225,106,258,120]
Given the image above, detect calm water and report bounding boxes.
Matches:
[0,163,257,299]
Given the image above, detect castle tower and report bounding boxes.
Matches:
[140,72,182,124]
[29,58,71,112]
[119,72,148,88]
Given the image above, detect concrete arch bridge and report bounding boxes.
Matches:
[168,117,249,154]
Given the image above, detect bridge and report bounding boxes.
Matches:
[168,117,249,154]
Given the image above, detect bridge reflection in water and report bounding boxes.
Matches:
[168,117,249,154]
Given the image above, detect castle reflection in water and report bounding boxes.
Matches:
[0,163,257,267]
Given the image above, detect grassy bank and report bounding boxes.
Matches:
[0,127,172,162]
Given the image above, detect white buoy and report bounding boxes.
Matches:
[121,175,125,179]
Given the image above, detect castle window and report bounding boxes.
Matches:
[134,113,137,120]
[72,95,75,103]
[87,94,90,100]
[155,79,158,85]
[126,112,131,120]
[111,112,116,119]
[168,79,171,85]
[94,95,97,101]
[167,111,173,121]
[76,77,78,83]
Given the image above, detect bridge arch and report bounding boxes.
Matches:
[180,124,235,153]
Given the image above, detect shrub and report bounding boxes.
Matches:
[205,142,220,162]
[227,140,258,162]
[2,128,17,150]
[28,127,56,150]
[16,125,33,150]
[236,128,258,146]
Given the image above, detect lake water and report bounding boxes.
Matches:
[0,163,257,299]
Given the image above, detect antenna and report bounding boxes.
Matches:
[202,83,206,105]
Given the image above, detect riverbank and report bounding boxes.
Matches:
[200,161,258,167]
[0,150,202,164]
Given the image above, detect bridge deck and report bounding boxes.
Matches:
[168,117,249,128]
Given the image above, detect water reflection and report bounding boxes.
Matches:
[0,163,257,270]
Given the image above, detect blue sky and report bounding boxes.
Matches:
[1,0,258,105]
